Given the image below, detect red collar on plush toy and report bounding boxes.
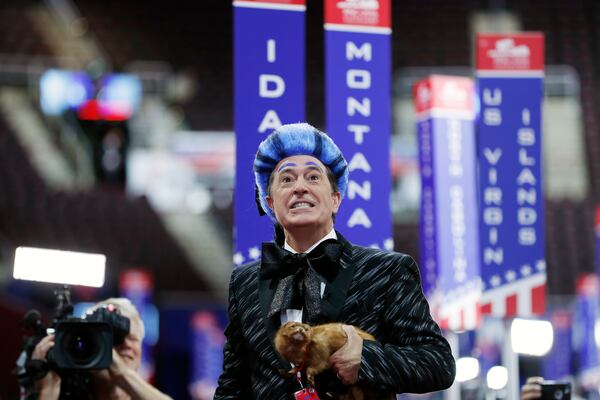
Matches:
[292,344,320,399]
[294,343,311,379]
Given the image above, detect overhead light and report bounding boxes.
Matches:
[13,247,106,288]
[511,318,553,356]
[487,365,508,390]
[456,357,480,382]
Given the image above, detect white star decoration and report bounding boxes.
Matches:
[505,270,516,282]
[490,275,501,287]
[248,246,261,260]
[521,265,532,276]
[536,260,546,271]
[233,252,244,266]
[384,238,394,251]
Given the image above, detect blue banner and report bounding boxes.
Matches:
[476,33,546,318]
[477,76,545,316]
[189,311,225,400]
[233,1,305,265]
[324,25,392,249]
[417,116,437,299]
[596,206,600,277]
[573,275,600,388]
[541,309,572,380]
[414,76,480,331]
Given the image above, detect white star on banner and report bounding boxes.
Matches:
[505,270,516,282]
[490,275,501,287]
[521,264,532,276]
[233,252,244,266]
[384,238,394,251]
[536,260,546,272]
[248,246,261,260]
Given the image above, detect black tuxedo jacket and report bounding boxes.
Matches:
[214,233,455,399]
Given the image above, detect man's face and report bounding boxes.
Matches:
[266,155,341,235]
[115,312,143,370]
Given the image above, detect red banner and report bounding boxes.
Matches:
[413,75,474,116]
[476,33,544,72]
[236,0,304,4]
[325,0,390,29]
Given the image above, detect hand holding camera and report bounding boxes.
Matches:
[521,377,572,400]
[27,302,133,399]
[12,251,171,400]
[31,335,61,400]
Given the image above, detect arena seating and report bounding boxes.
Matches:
[0,115,210,293]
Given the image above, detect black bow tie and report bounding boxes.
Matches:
[260,239,343,324]
[260,239,343,281]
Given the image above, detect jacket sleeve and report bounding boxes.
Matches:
[357,254,456,394]
[214,269,251,400]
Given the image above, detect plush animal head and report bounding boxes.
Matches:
[274,322,313,365]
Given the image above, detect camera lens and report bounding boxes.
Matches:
[554,389,563,399]
[65,329,97,365]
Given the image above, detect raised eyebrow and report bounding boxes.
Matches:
[304,163,324,173]
[277,162,297,173]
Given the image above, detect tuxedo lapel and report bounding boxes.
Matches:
[258,276,278,339]
[258,271,288,369]
[319,232,356,323]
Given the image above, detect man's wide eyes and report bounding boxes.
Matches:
[279,173,320,184]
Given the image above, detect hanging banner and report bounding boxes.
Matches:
[476,33,546,317]
[596,206,600,277]
[189,311,225,400]
[541,309,573,380]
[414,75,480,331]
[574,274,600,389]
[324,0,392,249]
[233,0,306,265]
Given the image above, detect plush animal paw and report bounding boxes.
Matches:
[278,368,295,378]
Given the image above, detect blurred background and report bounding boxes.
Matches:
[0,0,599,398]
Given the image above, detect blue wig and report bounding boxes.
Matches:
[254,123,349,221]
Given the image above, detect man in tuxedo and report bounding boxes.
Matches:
[214,123,455,399]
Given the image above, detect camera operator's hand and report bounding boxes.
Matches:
[32,335,54,361]
[32,335,61,400]
[521,376,543,400]
[91,349,172,400]
[90,349,129,384]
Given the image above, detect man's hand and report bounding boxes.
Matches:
[91,349,173,400]
[32,334,55,361]
[90,349,129,385]
[32,335,61,400]
[521,376,543,400]
[329,325,363,385]
[108,349,130,380]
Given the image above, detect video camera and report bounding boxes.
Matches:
[15,286,130,399]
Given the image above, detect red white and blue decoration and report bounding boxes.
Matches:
[414,75,480,331]
[476,33,546,318]
[233,0,306,265]
[324,0,393,249]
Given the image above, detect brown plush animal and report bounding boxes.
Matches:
[274,321,394,400]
